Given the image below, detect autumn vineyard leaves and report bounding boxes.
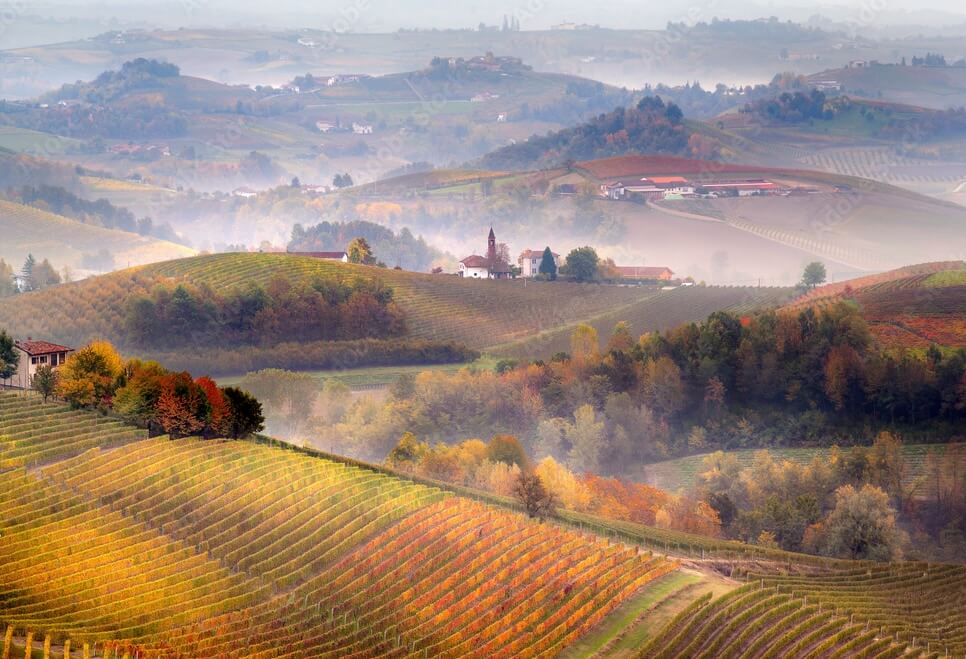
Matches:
[0,392,676,657]
[4,391,966,657]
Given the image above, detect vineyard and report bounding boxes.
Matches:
[493,285,792,360]
[0,392,679,657]
[786,262,966,349]
[3,391,966,657]
[797,146,966,187]
[0,199,194,272]
[0,253,781,366]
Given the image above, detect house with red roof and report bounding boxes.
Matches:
[4,339,74,390]
[459,228,512,279]
[616,266,675,281]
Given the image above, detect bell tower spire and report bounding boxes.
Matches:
[487,227,497,263]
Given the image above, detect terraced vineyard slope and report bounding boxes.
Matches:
[641,563,966,658]
[493,285,793,360]
[788,261,966,349]
[0,392,679,656]
[0,253,783,368]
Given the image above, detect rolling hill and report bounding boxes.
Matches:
[3,391,965,657]
[0,198,195,273]
[790,261,966,350]
[0,253,786,373]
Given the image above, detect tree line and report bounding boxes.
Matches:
[1,335,264,440]
[123,274,406,349]
[321,302,963,473]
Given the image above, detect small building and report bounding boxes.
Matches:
[644,176,695,196]
[288,251,349,262]
[5,339,74,390]
[352,123,373,135]
[616,266,675,281]
[232,187,258,199]
[459,228,512,279]
[518,249,560,278]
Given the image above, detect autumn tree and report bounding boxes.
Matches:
[0,260,17,297]
[606,321,635,353]
[32,365,57,402]
[196,376,231,436]
[347,237,376,265]
[486,434,528,468]
[32,258,61,290]
[155,373,209,438]
[570,323,600,370]
[57,341,124,407]
[513,470,559,519]
[821,484,906,560]
[642,356,685,420]
[566,404,606,473]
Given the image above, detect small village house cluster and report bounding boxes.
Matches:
[459,228,674,282]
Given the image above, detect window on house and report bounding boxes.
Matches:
[31,357,37,364]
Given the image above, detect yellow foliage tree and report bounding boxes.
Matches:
[56,340,124,407]
[535,457,591,512]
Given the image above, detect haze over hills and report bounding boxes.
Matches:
[2,7,966,656]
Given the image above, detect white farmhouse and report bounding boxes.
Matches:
[3,339,74,390]
[518,249,560,278]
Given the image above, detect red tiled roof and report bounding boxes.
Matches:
[15,340,73,356]
[616,266,674,278]
[645,176,689,184]
[519,249,560,260]
[460,255,489,268]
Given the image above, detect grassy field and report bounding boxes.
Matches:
[633,443,965,493]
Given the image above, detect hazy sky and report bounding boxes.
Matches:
[14,0,966,33]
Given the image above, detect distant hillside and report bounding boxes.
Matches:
[478,96,711,171]
[0,253,651,372]
[789,261,966,349]
[807,62,966,110]
[0,198,194,273]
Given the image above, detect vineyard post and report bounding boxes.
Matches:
[1,625,11,659]
[23,633,34,659]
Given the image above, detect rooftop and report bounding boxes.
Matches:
[15,339,74,356]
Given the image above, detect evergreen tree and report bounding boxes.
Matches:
[0,329,17,380]
[538,246,557,280]
[21,254,36,291]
